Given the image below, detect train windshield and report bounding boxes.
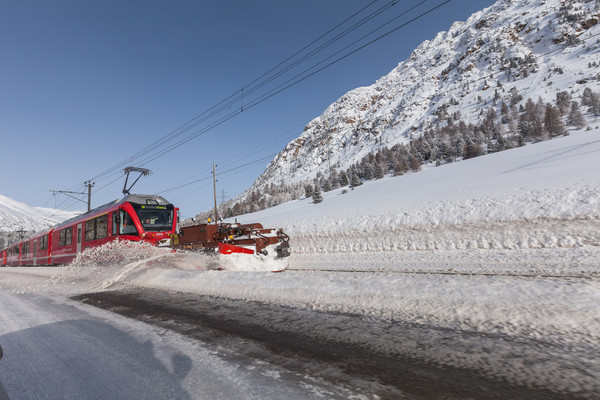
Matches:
[131,204,174,232]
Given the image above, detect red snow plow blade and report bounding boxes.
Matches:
[218,242,254,255]
[171,221,290,258]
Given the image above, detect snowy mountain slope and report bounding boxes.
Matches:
[253,0,600,188]
[0,193,79,233]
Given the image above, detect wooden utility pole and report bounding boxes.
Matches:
[212,163,219,223]
[85,181,94,212]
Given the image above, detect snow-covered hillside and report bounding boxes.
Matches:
[241,128,600,272]
[0,193,80,253]
[254,0,600,188]
[0,193,79,233]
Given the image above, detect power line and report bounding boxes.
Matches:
[118,2,451,173]
[85,2,385,184]
[85,1,447,188]
[157,153,279,195]
[49,1,454,211]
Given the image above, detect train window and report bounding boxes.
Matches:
[59,227,73,246]
[119,210,139,236]
[39,235,48,250]
[22,242,29,255]
[85,219,95,241]
[85,214,108,241]
[134,206,174,232]
[112,213,118,236]
[96,214,107,239]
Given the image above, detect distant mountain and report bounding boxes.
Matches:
[0,193,80,235]
[255,0,598,185]
[196,0,600,221]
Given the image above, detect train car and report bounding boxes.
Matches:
[18,238,33,266]
[1,249,6,266]
[1,194,178,266]
[5,244,20,266]
[15,229,53,266]
[34,229,52,265]
[49,193,178,265]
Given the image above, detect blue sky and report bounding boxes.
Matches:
[1,0,495,218]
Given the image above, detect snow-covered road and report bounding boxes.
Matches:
[0,288,367,400]
[0,259,598,399]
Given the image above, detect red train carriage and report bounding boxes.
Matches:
[32,229,52,265]
[1,194,178,266]
[5,244,21,266]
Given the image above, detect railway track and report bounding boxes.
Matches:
[286,267,599,280]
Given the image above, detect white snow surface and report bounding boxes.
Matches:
[1,129,599,395]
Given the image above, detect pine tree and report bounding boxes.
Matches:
[582,87,593,106]
[304,184,313,198]
[339,171,349,187]
[464,142,484,159]
[374,164,385,179]
[589,92,600,116]
[500,100,509,123]
[567,102,587,129]
[555,91,571,115]
[519,97,544,140]
[409,156,422,171]
[544,104,565,136]
[312,185,323,204]
[350,173,362,187]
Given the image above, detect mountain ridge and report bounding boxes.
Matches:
[255,0,598,185]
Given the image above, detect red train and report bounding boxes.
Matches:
[1,194,178,266]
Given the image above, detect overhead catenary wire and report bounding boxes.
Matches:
[85,0,386,185]
[119,3,446,203]
[46,0,460,211]
[241,0,446,112]
[99,1,451,190]
[84,1,448,190]
[51,4,600,212]
[156,153,279,195]
[166,122,304,190]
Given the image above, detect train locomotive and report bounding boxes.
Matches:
[1,194,177,266]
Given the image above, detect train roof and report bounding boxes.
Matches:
[122,194,172,206]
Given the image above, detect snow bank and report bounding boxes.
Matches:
[239,130,600,271]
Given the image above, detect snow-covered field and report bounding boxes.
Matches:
[1,129,599,397]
